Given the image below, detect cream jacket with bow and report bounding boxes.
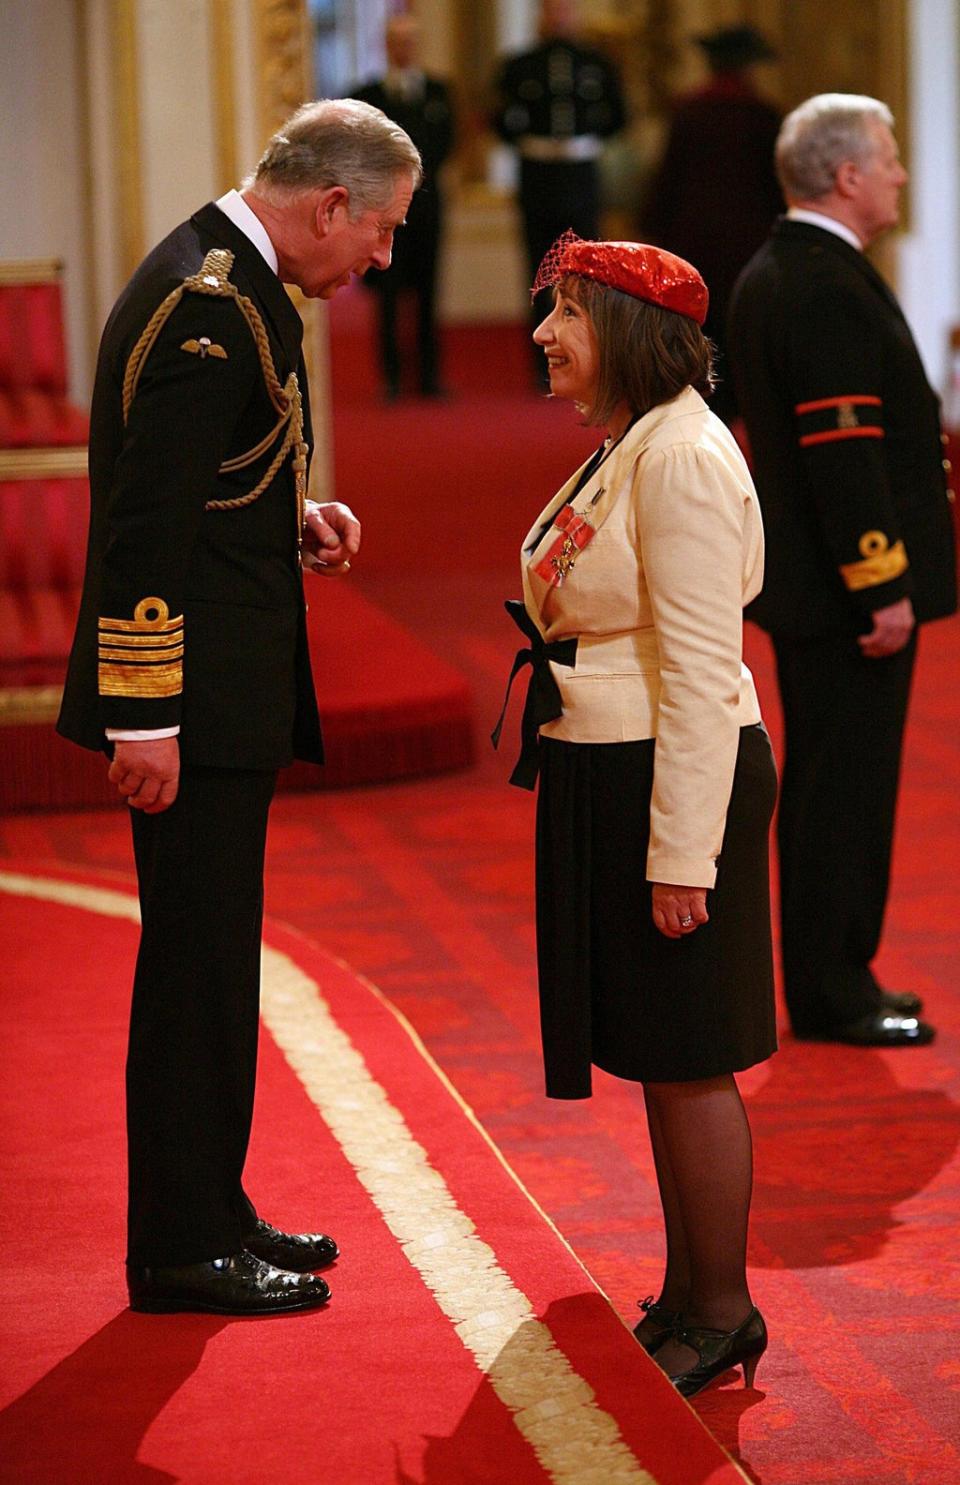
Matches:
[522,386,765,889]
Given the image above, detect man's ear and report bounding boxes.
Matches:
[834,159,860,200]
[313,185,350,237]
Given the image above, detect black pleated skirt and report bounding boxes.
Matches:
[535,723,778,1097]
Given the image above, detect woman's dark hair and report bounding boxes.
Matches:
[564,276,715,426]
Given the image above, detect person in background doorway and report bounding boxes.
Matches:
[354,14,455,399]
[493,0,626,378]
[642,25,783,423]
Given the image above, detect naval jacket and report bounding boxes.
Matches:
[58,203,323,770]
[521,386,764,889]
[728,217,956,637]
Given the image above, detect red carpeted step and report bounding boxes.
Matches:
[0,583,474,810]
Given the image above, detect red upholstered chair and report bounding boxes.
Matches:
[0,263,95,805]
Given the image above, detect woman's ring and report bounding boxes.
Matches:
[680,915,694,927]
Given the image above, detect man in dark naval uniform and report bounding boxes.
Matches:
[493,0,625,356]
[728,93,957,1047]
[353,13,455,399]
[58,99,421,1313]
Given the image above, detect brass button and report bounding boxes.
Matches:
[943,459,953,474]
[942,432,951,446]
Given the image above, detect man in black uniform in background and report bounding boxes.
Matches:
[729,93,957,1047]
[58,99,421,1313]
[353,14,455,399]
[493,0,625,366]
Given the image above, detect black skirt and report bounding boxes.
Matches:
[535,723,778,1096]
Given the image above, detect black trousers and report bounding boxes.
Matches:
[773,631,917,1034]
[374,203,443,395]
[126,764,277,1266]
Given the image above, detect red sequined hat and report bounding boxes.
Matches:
[533,230,709,325]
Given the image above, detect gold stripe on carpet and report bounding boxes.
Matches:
[0,872,658,1485]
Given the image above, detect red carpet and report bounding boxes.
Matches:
[2,305,959,1483]
[0,866,740,1485]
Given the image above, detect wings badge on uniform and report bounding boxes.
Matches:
[180,336,228,359]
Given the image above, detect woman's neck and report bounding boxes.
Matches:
[605,401,634,443]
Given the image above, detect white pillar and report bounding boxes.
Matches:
[898,0,960,396]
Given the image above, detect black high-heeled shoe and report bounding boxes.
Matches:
[632,1294,682,1355]
[670,1306,767,1397]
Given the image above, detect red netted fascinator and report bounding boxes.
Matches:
[532,229,709,325]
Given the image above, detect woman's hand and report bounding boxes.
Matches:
[652,883,709,939]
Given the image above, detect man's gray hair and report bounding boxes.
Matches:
[249,98,422,215]
[775,93,894,202]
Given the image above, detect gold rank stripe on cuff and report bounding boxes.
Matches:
[795,394,884,448]
[839,530,909,591]
[98,597,184,699]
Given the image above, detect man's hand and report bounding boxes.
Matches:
[652,883,709,939]
[302,500,361,575]
[108,738,180,813]
[858,596,915,658]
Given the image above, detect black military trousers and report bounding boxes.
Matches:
[773,630,917,1034]
[376,204,443,395]
[126,764,277,1266]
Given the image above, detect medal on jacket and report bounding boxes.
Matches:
[533,503,597,587]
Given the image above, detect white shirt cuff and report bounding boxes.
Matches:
[105,727,180,741]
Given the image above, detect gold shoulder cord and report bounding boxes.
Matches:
[121,248,308,545]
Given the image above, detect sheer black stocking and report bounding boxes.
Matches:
[641,1074,756,1376]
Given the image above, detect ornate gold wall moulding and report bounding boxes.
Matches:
[0,686,64,726]
[254,0,310,147]
[0,448,89,480]
[0,260,64,286]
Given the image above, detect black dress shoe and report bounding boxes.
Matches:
[244,1218,339,1272]
[671,1307,767,1398]
[802,1011,935,1047]
[127,1250,331,1315]
[632,1294,682,1355]
[878,988,924,1014]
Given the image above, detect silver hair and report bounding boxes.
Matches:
[247,98,422,216]
[775,93,894,202]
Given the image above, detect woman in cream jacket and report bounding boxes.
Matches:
[497,233,778,1398]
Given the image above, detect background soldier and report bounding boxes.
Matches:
[642,25,783,424]
[493,0,626,371]
[353,14,455,399]
[58,99,421,1314]
[728,93,957,1046]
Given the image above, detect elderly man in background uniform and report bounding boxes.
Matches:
[493,0,625,367]
[729,93,957,1047]
[353,14,455,399]
[58,99,421,1314]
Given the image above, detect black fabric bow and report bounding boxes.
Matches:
[490,599,577,789]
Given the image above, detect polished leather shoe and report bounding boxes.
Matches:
[127,1250,331,1315]
[244,1218,339,1272]
[878,988,924,1014]
[807,1011,936,1047]
[671,1307,767,1398]
[632,1294,682,1355]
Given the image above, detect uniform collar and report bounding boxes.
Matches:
[215,189,279,274]
[786,206,863,252]
[190,201,304,368]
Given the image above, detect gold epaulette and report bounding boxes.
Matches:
[121,248,308,540]
[98,597,184,698]
[839,530,909,592]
